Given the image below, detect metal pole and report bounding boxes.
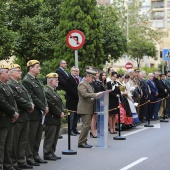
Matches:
[75,50,78,68]
[126,0,129,42]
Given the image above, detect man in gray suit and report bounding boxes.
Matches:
[43,73,65,161]
[77,70,103,148]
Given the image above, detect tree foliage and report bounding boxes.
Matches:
[127,37,157,68]
[98,5,127,61]
[55,0,104,73]
[7,0,62,62]
[0,0,17,60]
[112,0,162,67]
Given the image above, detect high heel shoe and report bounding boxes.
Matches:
[90,132,97,138]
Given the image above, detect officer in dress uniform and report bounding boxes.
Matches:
[77,69,103,148]
[22,60,49,166]
[7,64,34,169]
[43,73,65,161]
[0,64,19,170]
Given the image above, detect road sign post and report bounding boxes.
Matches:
[66,30,85,68]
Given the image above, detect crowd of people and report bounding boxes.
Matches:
[0,59,170,169]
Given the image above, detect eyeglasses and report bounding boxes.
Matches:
[62,63,67,64]
[13,69,22,72]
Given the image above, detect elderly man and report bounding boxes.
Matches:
[0,64,19,170]
[146,73,158,120]
[7,64,34,169]
[77,70,103,148]
[43,73,65,161]
[153,71,163,120]
[23,60,49,166]
[66,66,80,136]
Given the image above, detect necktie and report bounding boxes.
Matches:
[75,78,79,84]
[63,69,68,76]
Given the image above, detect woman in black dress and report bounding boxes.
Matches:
[107,72,121,134]
[99,71,107,91]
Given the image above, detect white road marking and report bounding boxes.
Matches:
[120,157,148,170]
[152,123,160,128]
[123,128,148,137]
[124,123,160,137]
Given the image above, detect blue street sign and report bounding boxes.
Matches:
[163,49,170,60]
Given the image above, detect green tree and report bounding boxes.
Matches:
[0,0,17,60]
[56,0,104,73]
[127,37,157,68]
[98,5,127,61]
[112,0,162,67]
[7,0,62,62]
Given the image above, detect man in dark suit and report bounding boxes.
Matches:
[8,64,34,169]
[153,71,164,120]
[138,72,149,123]
[43,73,65,161]
[66,66,80,136]
[165,71,170,117]
[0,64,19,170]
[22,60,49,166]
[146,73,158,120]
[56,60,69,91]
[159,73,169,118]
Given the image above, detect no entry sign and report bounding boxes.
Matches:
[125,62,133,70]
[66,30,85,50]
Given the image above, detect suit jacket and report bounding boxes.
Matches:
[146,80,158,101]
[22,73,48,121]
[44,86,65,126]
[77,80,97,114]
[0,81,18,128]
[8,78,33,122]
[139,79,149,98]
[153,77,165,98]
[165,77,170,91]
[66,75,79,111]
[56,67,69,91]
[159,80,169,98]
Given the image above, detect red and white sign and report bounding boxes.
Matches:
[66,30,85,50]
[125,62,133,70]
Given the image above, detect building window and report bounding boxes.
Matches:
[151,1,164,8]
[151,11,164,20]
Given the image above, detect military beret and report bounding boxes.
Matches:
[27,60,40,67]
[10,64,21,70]
[46,73,58,78]
[86,69,97,77]
[134,68,140,72]
[0,64,9,70]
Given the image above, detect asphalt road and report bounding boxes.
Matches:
[35,120,170,170]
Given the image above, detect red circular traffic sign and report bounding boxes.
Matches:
[125,62,133,70]
[66,30,85,50]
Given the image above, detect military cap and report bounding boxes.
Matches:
[46,73,58,78]
[0,64,9,70]
[27,60,40,67]
[10,64,21,70]
[86,69,97,77]
[134,68,140,72]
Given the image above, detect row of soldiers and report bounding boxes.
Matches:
[0,60,65,170]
